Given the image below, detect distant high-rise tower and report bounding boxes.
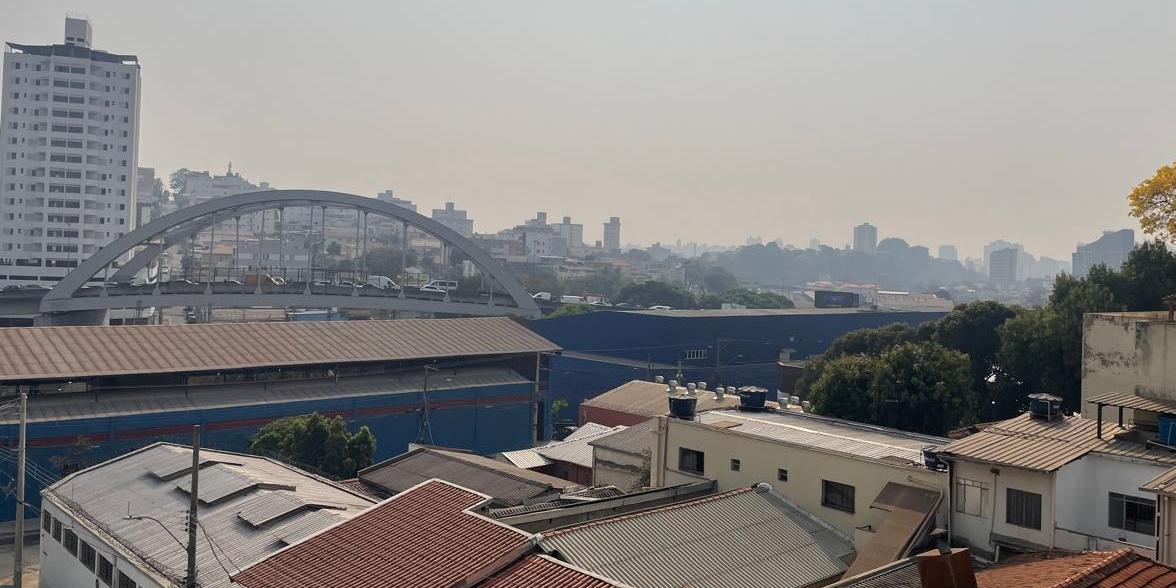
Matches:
[0,16,141,286]
[1072,229,1135,278]
[853,223,877,254]
[431,202,474,238]
[603,217,621,252]
[937,245,958,262]
[989,248,1019,285]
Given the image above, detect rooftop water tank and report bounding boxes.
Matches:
[668,395,698,420]
[737,386,768,412]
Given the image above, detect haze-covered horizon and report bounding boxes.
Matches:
[5,1,1175,260]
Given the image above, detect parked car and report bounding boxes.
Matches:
[560,295,585,304]
[422,279,458,291]
[531,291,553,301]
[648,305,674,310]
[419,285,448,293]
[367,275,400,290]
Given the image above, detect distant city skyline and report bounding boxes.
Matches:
[4,1,1173,258]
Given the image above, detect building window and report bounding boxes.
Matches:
[118,571,137,588]
[42,512,51,532]
[64,528,78,555]
[1006,488,1042,530]
[956,478,988,517]
[98,556,113,586]
[777,468,788,482]
[1109,492,1155,535]
[822,480,856,513]
[678,447,705,475]
[52,519,62,542]
[684,349,707,360]
[80,540,96,571]
[730,458,741,472]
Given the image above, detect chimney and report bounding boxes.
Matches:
[916,547,976,588]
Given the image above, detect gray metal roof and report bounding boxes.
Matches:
[826,558,921,588]
[539,484,855,588]
[0,367,527,425]
[43,443,375,588]
[619,308,943,318]
[694,410,946,466]
[939,413,1137,471]
[589,419,658,455]
[1088,391,1176,414]
[581,380,741,418]
[500,424,624,469]
[358,447,581,506]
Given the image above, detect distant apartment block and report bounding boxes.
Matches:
[937,244,958,262]
[431,201,474,238]
[376,189,416,212]
[0,16,141,286]
[603,216,621,252]
[988,247,1019,285]
[853,222,877,254]
[1073,229,1134,278]
[551,215,583,249]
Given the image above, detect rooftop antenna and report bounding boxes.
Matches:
[227,161,233,176]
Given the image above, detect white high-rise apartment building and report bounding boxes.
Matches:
[0,17,141,286]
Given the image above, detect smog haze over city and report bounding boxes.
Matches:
[5,0,1175,259]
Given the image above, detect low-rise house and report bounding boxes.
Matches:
[938,394,1176,560]
[498,423,623,485]
[39,443,375,588]
[357,445,582,507]
[579,379,741,426]
[589,419,659,491]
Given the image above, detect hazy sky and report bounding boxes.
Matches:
[5,1,1176,259]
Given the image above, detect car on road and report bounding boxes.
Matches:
[422,279,458,291]
[648,305,674,310]
[419,285,448,294]
[531,291,553,301]
[367,275,400,290]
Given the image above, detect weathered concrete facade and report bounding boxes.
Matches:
[1082,312,1176,419]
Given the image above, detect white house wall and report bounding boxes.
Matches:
[1055,453,1164,556]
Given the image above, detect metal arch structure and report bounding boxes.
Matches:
[40,189,541,318]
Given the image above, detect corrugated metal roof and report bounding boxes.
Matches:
[1141,467,1176,495]
[1088,392,1176,414]
[694,410,944,466]
[478,554,630,588]
[0,317,558,382]
[582,380,742,418]
[44,443,375,588]
[233,480,533,588]
[938,413,1130,471]
[358,447,580,506]
[539,485,855,588]
[500,424,625,470]
[622,308,940,318]
[589,419,657,455]
[826,558,921,588]
[486,487,626,518]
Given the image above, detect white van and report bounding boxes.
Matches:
[423,279,458,291]
[532,292,553,301]
[560,295,586,304]
[367,275,400,290]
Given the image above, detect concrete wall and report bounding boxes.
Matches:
[656,417,947,539]
[1055,453,1165,555]
[1157,495,1176,565]
[39,498,168,588]
[1082,313,1176,418]
[593,445,650,492]
[950,460,1055,558]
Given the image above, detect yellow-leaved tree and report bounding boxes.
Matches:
[1129,161,1176,242]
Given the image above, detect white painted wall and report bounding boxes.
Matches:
[1055,453,1165,555]
[39,497,168,588]
[1082,313,1176,418]
[950,460,1055,559]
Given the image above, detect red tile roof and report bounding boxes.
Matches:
[477,554,626,588]
[976,549,1176,588]
[232,479,533,588]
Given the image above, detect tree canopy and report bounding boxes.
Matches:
[249,413,376,478]
[1129,161,1176,243]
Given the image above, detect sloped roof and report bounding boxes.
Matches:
[45,443,375,588]
[939,413,1127,471]
[477,554,629,588]
[233,480,533,588]
[539,484,855,588]
[358,447,581,506]
[589,418,658,455]
[826,558,921,588]
[0,317,558,382]
[581,380,740,418]
[499,424,625,469]
[975,549,1176,588]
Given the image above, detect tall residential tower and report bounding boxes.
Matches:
[603,216,621,252]
[0,17,141,286]
[853,222,877,254]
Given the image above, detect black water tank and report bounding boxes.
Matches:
[737,387,767,411]
[1027,393,1062,421]
[668,395,698,420]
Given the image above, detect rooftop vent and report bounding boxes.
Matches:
[737,386,768,412]
[789,395,800,406]
[801,400,811,412]
[697,382,707,391]
[668,395,698,420]
[686,383,697,395]
[714,386,725,400]
[1027,393,1063,421]
[655,375,665,384]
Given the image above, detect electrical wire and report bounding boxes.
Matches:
[197,519,240,578]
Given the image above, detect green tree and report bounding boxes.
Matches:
[702,266,738,294]
[807,355,877,423]
[249,413,376,478]
[1118,240,1176,310]
[545,304,594,318]
[721,289,795,309]
[617,280,687,308]
[870,342,975,435]
[995,308,1066,414]
[326,241,342,256]
[1128,160,1176,242]
[930,301,1017,420]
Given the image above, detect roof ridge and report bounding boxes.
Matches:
[542,486,755,537]
[1053,550,1136,588]
[431,448,558,488]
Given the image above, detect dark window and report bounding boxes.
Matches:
[1109,492,1155,535]
[64,528,78,555]
[778,468,789,482]
[80,540,96,570]
[42,512,51,532]
[730,458,741,472]
[1006,488,1042,530]
[98,556,113,586]
[678,447,704,475]
[52,519,62,542]
[822,480,856,513]
[118,571,137,588]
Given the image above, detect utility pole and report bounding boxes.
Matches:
[185,425,200,588]
[13,392,27,588]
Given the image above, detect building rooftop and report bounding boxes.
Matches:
[233,479,534,588]
[974,549,1176,588]
[693,409,946,466]
[6,41,138,64]
[358,446,582,506]
[581,380,741,419]
[588,418,658,455]
[938,413,1176,472]
[499,423,623,469]
[0,317,558,382]
[617,307,945,318]
[539,484,854,588]
[479,554,628,588]
[826,558,921,588]
[43,443,375,588]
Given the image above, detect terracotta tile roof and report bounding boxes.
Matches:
[477,554,628,588]
[0,317,558,382]
[939,413,1128,471]
[976,549,1176,588]
[232,479,533,588]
